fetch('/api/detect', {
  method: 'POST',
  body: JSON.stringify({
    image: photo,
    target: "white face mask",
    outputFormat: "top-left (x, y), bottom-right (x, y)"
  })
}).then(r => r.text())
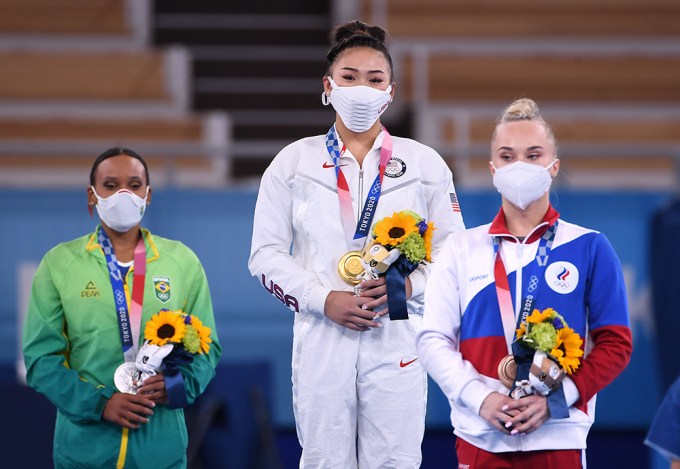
top-left (322, 77), bottom-right (392, 133)
top-left (492, 160), bottom-right (557, 210)
top-left (92, 187), bottom-right (149, 232)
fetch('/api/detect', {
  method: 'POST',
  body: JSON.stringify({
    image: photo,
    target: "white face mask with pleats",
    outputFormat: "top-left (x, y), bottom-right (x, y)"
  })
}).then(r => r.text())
top-left (322, 77), bottom-right (392, 133)
top-left (492, 160), bottom-right (557, 210)
top-left (92, 187), bottom-right (149, 232)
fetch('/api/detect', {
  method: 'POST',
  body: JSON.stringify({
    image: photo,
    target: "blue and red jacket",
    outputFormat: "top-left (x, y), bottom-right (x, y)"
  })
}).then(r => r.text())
top-left (417, 206), bottom-right (632, 452)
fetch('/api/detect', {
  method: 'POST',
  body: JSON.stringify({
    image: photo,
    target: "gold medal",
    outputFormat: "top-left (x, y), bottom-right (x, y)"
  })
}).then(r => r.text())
top-left (497, 354), bottom-right (516, 390)
top-left (338, 251), bottom-right (365, 285)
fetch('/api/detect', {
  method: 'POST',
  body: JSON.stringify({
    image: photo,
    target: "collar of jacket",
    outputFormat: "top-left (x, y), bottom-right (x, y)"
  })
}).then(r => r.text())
top-left (488, 204), bottom-right (560, 244)
top-left (85, 225), bottom-right (160, 264)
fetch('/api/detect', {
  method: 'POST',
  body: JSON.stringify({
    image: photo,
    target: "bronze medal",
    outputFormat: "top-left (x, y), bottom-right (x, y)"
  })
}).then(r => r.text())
top-left (497, 354), bottom-right (517, 390)
top-left (338, 251), bottom-right (365, 285)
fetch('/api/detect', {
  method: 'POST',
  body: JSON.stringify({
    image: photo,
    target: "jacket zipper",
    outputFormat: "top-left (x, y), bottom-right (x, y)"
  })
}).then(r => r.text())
top-left (358, 169), bottom-right (364, 222)
top-left (514, 240), bottom-right (524, 328)
top-left (514, 239), bottom-right (525, 453)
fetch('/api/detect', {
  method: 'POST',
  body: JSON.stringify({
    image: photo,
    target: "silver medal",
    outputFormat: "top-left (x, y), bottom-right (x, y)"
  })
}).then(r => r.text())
top-left (114, 362), bottom-right (142, 394)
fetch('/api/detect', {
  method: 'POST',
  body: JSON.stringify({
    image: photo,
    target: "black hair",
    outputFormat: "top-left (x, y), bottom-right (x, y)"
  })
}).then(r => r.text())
top-left (326, 20), bottom-right (394, 81)
top-left (89, 147), bottom-right (150, 186)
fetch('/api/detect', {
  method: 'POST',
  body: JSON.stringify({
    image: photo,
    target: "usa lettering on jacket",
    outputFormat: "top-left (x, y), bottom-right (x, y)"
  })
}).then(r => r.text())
top-left (261, 274), bottom-right (299, 312)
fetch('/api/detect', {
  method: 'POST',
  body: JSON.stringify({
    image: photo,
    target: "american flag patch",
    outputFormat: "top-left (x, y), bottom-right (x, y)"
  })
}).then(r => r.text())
top-left (450, 193), bottom-right (461, 212)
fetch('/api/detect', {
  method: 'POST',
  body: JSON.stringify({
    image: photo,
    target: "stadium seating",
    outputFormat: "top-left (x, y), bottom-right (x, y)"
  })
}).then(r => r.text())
top-left (0, 0), bottom-right (127, 35)
top-left (362, 0), bottom-right (680, 38)
top-left (359, 0), bottom-right (680, 189)
top-left (0, 0), bottom-right (231, 187)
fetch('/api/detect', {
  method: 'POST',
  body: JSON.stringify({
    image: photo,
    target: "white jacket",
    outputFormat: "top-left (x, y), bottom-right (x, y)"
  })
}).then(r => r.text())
top-left (249, 130), bottom-right (465, 317)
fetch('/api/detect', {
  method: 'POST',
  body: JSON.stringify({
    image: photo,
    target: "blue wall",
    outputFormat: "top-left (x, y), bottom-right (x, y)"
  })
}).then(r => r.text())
top-left (1, 188), bottom-right (668, 430)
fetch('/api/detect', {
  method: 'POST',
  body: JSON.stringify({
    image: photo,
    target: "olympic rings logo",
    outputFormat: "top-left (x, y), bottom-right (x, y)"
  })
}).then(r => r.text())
top-left (115, 290), bottom-right (125, 305)
top-left (554, 280), bottom-right (570, 289)
top-left (527, 275), bottom-right (539, 292)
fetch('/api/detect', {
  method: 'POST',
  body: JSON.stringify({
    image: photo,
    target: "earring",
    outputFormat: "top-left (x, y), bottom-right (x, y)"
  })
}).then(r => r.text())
top-left (321, 91), bottom-right (330, 106)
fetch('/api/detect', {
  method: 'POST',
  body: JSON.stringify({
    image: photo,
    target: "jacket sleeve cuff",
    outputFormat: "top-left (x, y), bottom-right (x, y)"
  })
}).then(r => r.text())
top-left (307, 285), bottom-right (332, 317)
top-left (95, 386), bottom-right (116, 420)
top-left (460, 379), bottom-right (493, 415)
top-left (562, 377), bottom-right (580, 407)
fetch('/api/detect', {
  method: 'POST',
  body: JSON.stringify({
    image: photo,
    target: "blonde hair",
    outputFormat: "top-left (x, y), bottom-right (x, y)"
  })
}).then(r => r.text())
top-left (492, 98), bottom-right (557, 151)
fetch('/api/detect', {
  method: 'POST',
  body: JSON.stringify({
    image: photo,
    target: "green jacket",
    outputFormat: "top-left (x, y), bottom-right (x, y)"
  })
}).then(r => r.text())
top-left (23, 227), bottom-right (221, 468)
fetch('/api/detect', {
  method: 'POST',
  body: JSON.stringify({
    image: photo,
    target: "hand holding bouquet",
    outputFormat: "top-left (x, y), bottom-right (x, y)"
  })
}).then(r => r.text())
top-left (360, 211), bottom-right (435, 320)
top-left (115, 309), bottom-right (213, 408)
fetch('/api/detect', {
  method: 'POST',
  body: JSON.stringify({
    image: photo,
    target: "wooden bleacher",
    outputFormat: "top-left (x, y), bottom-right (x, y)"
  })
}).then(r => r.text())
top-left (0, 116), bottom-right (228, 187)
top-left (359, 0), bottom-right (680, 188)
top-left (0, 0), bottom-right (126, 35)
top-left (0, 51), bottom-right (168, 102)
top-left (0, 1), bottom-right (231, 187)
top-left (363, 0), bottom-right (680, 38)
top-left (394, 55), bottom-right (680, 104)
top-left (428, 55), bottom-right (680, 103)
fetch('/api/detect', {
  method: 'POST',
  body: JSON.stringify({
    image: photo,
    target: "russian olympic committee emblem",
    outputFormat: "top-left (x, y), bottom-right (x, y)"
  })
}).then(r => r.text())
top-left (545, 261), bottom-right (579, 294)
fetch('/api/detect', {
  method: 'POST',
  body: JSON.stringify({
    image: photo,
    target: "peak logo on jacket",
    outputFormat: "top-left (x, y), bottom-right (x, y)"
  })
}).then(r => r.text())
top-left (81, 281), bottom-right (101, 298)
top-left (261, 274), bottom-right (299, 312)
top-left (545, 261), bottom-right (579, 294)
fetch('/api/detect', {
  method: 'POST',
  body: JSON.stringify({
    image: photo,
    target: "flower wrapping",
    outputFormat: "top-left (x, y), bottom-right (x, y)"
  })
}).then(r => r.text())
top-left (362, 211), bottom-right (435, 320)
top-left (515, 307), bottom-right (584, 376)
top-left (138, 309), bottom-right (213, 408)
top-left (510, 308), bottom-right (584, 419)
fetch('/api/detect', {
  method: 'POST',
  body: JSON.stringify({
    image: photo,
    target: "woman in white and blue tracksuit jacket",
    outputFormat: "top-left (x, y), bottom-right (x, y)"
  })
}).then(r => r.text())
top-left (249, 20), bottom-right (465, 469)
top-left (417, 98), bottom-right (632, 468)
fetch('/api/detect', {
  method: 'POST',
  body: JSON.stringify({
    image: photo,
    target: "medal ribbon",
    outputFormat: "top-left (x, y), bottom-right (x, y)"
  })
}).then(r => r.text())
top-left (493, 222), bottom-right (569, 418)
top-left (98, 227), bottom-right (147, 363)
top-left (325, 125), bottom-right (393, 251)
top-left (493, 221), bottom-right (557, 352)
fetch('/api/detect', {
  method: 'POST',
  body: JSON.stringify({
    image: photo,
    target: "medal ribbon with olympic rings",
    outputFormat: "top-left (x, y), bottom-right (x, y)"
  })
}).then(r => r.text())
top-left (493, 221), bottom-right (558, 354)
top-left (325, 124), bottom-right (393, 251)
top-left (98, 227), bottom-right (147, 362)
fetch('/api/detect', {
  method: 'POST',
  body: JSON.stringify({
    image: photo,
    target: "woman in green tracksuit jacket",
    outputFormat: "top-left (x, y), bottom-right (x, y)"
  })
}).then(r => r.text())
top-left (22, 148), bottom-right (221, 468)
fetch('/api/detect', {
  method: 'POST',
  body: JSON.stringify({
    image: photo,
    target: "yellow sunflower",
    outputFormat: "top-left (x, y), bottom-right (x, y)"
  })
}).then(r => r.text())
top-left (189, 314), bottom-right (213, 354)
top-left (527, 308), bottom-right (555, 324)
top-left (423, 221), bottom-right (436, 262)
top-left (373, 212), bottom-right (419, 247)
top-left (550, 327), bottom-right (584, 375)
top-left (516, 323), bottom-right (527, 339)
top-left (144, 310), bottom-right (186, 346)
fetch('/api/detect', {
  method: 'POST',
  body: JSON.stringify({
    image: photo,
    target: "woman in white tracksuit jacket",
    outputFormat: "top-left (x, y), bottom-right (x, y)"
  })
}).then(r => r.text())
top-left (248, 20), bottom-right (465, 469)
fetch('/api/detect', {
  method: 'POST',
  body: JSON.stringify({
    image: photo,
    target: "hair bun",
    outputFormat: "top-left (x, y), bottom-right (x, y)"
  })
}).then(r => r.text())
top-left (500, 98), bottom-right (542, 123)
top-left (331, 20), bottom-right (387, 48)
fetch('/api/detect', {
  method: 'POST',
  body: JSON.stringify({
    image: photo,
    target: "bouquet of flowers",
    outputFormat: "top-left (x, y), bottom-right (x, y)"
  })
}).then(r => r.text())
top-left (360, 211), bottom-right (435, 320)
top-left (511, 308), bottom-right (583, 399)
top-left (115, 309), bottom-right (213, 403)
top-left (143, 308), bottom-right (213, 355)
top-left (371, 210), bottom-right (435, 266)
top-left (136, 309), bottom-right (212, 381)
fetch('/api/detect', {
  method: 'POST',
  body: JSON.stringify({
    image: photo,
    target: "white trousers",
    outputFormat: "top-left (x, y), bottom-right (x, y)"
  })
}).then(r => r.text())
top-left (292, 312), bottom-right (426, 469)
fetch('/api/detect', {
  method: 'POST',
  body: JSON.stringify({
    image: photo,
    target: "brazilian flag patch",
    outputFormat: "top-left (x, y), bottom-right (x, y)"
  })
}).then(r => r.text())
top-left (153, 276), bottom-right (171, 303)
